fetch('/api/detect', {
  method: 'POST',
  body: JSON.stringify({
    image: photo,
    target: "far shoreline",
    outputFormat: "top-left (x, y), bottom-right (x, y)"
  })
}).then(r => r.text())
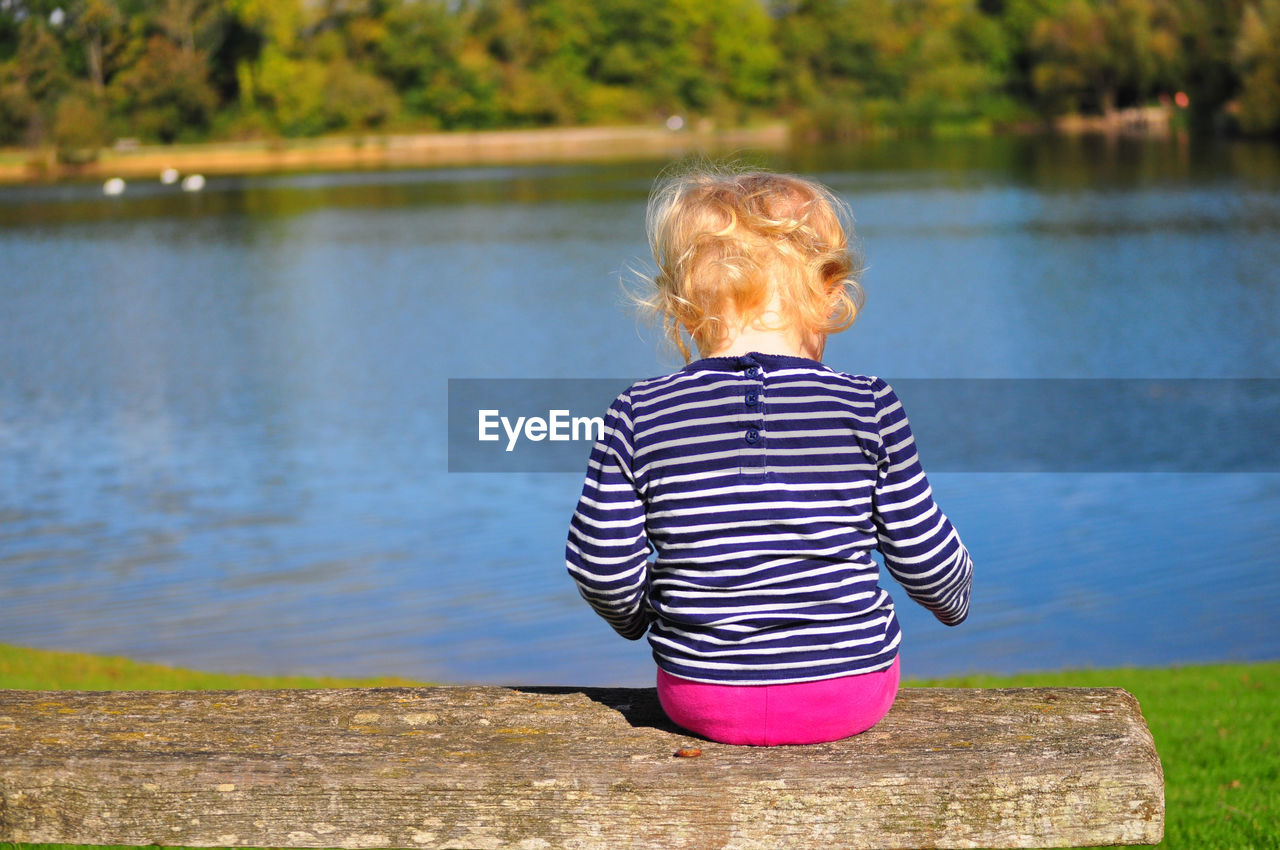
top-left (0, 123), bottom-right (791, 185)
top-left (0, 105), bottom-right (1193, 186)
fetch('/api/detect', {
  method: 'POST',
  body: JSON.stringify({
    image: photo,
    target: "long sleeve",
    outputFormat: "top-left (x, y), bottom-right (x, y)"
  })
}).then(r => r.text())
top-left (565, 391), bottom-right (654, 640)
top-left (870, 378), bottom-right (973, 626)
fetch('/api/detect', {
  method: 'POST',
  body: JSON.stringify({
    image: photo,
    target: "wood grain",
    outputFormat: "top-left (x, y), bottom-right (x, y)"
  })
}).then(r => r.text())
top-left (0, 686), bottom-right (1163, 849)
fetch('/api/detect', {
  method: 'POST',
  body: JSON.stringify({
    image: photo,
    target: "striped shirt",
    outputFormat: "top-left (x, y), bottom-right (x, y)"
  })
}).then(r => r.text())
top-left (565, 350), bottom-right (973, 685)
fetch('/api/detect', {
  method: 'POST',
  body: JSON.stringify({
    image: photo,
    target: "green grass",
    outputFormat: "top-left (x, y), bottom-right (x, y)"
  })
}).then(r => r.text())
top-left (2, 644), bottom-right (1276, 849)
top-left (0, 643), bottom-right (422, 690)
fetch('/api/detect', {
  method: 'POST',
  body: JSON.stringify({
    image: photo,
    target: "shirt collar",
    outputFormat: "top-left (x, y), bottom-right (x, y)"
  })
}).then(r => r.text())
top-left (680, 351), bottom-right (833, 373)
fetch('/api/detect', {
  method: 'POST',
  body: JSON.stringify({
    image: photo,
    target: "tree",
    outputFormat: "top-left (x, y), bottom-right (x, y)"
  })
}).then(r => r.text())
top-left (0, 16), bottom-right (71, 144)
top-left (154, 0), bottom-right (226, 57)
top-left (373, 0), bottom-right (500, 128)
top-left (251, 43), bottom-right (398, 135)
top-left (998, 0), bottom-right (1071, 105)
top-left (0, 70), bottom-right (37, 145)
top-left (109, 34), bottom-right (218, 141)
top-left (52, 87), bottom-right (111, 160)
top-left (219, 0), bottom-right (302, 117)
top-left (897, 0), bottom-right (1012, 129)
top-left (774, 0), bottom-right (907, 110)
top-left (1234, 0), bottom-right (1280, 134)
top-left (1030, 0), bottom-right (1182, 115)
top-left (703, 0), bottom-right (780, 109)
top-left (67, 0), bottom-right (121, 94)
top-left (1171, 0), bottom-right (1244, 132)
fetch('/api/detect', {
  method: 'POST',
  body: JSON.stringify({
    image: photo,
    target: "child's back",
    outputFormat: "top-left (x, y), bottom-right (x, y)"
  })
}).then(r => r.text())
top-left (565, 166), bottom-right (973, 745)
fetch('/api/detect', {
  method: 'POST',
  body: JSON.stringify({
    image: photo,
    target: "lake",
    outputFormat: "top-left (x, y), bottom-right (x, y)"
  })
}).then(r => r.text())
top-left (1, 134), bottom-right (1278, 686)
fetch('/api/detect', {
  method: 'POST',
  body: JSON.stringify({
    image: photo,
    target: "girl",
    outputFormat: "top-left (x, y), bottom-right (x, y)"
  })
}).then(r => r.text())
top-left (565, 165), bottom-right (973, 746)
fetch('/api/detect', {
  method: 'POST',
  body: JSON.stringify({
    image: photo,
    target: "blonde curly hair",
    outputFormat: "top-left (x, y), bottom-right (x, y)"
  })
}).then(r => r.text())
top-left (631, 163), bottom-right (865, 364)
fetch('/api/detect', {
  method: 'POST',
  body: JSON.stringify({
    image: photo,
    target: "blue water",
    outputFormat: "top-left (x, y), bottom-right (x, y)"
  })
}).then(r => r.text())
top-left (2, 136), bottom-right (1278, 685)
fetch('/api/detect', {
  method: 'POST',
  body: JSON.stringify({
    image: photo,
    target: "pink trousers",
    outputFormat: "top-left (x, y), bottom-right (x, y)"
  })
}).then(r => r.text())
top-left (656, 656), bottom-right (900, 747)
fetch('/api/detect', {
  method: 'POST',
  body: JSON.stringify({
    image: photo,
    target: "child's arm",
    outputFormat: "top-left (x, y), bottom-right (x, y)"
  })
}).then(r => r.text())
top-left (565, 391), bottom-right (654, 640)
top-left (870, 378), bottom-right (974, 626)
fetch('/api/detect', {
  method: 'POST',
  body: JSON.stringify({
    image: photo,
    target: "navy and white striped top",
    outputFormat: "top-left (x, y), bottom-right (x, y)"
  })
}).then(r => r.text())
top-left (565, 350), bottom-right (973, 685)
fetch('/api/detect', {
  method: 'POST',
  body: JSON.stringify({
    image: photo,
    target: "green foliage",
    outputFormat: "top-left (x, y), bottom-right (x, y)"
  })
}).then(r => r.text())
top-left (107, 34), bottom-right (218, 142)
top-left (0, 0), bottom-right (1275, 146)
top-left (1234, 0), bottom-right (1280, 135)
top-left (51, 88), bottom-right (110, 160)
top-left (0, 643), bottom-right (422, 690)
top-left (0, 75), bottom-right (37, 145)
top-left (2, 17), bottom-right (70, 144)
top-left (899, 0), bottom-right (1009, 129)
top-left (1030, 0), bottom-right (1183, 114)
top-left (252, 47), bottom-right (397, 136)
top-left (375, 0), bottom-right (500, 129)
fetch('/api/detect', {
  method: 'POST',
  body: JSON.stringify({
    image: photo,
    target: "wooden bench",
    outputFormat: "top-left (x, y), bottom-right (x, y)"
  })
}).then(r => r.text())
top-left (0, 685), bottom-right (1163, 849)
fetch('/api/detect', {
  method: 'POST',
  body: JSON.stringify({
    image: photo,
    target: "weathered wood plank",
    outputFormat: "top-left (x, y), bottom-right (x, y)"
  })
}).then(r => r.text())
top-left (0, 686), bottom-right (1163, 849)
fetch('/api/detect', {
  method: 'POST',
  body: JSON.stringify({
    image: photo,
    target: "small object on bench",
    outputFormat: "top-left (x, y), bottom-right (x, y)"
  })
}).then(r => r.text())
top-left (0, 685), bottom-right (1163, 849)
